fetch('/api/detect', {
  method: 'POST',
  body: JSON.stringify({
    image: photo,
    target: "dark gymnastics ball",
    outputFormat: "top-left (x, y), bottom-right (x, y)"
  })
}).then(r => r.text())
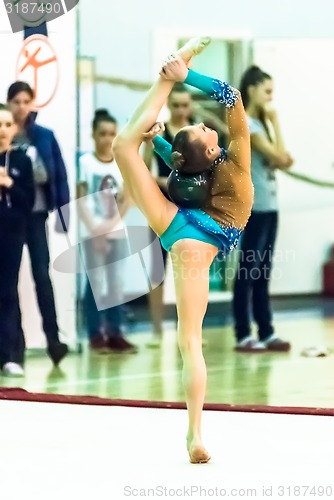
top-left (167, 169), bottom-right (212, 208)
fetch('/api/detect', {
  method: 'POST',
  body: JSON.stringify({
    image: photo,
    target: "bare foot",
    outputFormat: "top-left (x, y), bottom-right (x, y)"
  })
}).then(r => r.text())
top-left (187, 434), bottom-right (211, 464)
top-left (189, 445), bottom-right (211, 464)
top-left (176, 37), bottom-right (211, 64)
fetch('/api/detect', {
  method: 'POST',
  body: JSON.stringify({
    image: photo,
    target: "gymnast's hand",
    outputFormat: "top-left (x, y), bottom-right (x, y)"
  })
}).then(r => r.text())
top-left (142, 122), bottom-right (165, 143)
top-left (159, 55), bottom-right (189, 82)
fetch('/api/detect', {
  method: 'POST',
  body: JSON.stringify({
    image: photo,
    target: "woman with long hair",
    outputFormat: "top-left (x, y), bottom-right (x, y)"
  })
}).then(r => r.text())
top-left (232, 66), bottom-right (293, 352)
top-left (113, 38), bottom-right (253, 463)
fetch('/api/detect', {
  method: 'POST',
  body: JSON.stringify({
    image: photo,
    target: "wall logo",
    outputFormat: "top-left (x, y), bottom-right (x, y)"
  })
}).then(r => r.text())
top-left (16, 34), bottom-right (59, 109)
top-left (4, 0), bottom-right (79, 33)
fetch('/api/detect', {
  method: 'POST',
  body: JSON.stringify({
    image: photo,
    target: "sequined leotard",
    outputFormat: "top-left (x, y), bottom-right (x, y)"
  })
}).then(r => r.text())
top-left (154, 69), bottom-right (254, 253)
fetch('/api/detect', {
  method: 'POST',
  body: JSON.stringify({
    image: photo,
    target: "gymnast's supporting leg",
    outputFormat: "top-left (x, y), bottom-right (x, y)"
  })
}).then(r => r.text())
top-left (113, 37), bottom-right (215, 463)
top-left (171, 239), bottom-right (218, 463)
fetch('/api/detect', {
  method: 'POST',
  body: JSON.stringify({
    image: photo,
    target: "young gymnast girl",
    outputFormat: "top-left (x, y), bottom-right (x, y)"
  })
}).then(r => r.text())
top-left (113, 38), bottom-right (253, 464)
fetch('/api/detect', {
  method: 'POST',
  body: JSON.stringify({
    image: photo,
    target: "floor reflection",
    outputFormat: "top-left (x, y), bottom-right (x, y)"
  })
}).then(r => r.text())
top-left (1, 316), bottom-right (333, 408)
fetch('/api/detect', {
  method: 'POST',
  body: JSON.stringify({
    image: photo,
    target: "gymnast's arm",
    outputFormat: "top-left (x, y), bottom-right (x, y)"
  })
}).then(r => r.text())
top-left (114, 78), bottom-right (177, 152)
top-left (225, 95), bottom-right (251, 171)
top-left (152, 135), bottom-right (173, 169)
top-left (142, 121), bottom-right (173, 169)
top-left (183, 69), bottom-right (250, 171)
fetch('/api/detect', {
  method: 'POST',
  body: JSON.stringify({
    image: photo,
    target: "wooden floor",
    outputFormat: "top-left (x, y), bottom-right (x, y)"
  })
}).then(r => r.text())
top-left (1, 313), bottom-right (333, 408)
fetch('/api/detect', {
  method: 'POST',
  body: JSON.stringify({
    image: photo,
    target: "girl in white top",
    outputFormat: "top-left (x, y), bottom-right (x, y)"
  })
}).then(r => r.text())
top-left (78, 109), bottom-right (137, 353)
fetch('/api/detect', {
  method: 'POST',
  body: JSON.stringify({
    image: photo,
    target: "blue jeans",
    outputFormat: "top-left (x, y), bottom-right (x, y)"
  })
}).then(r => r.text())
top-left (83, 238), bottom-right (127, 338)
top-left (232, 211), bottom-right (278, 342)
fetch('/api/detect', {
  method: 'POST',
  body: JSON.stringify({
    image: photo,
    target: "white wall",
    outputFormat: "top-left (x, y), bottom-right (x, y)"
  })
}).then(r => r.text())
top-left (0, 9), bottom-right (77, 347)
top-left (78, 0), bottom-right (334, 123)
top-left (78, 0), bottom-right (334, 296)
top-left (254, 39), bottom-right (334, 294)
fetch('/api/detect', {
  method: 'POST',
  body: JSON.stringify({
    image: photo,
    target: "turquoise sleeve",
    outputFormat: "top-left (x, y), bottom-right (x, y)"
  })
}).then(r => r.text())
top-left (184, 69), bottom-right (238, 108)
top-left (153, 135), bottom-right (173, 169)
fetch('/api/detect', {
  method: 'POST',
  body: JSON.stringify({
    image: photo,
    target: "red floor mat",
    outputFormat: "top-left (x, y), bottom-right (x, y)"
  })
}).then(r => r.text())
top-left (0, 387), bottom-right (333, 416)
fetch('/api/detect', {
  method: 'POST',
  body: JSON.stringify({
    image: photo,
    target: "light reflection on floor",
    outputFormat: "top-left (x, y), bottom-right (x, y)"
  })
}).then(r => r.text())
top-left (1, 316), bottom-right (333, 408)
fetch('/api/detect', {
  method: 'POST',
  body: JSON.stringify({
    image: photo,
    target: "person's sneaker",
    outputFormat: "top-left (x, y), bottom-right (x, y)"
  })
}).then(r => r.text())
top-left (301, 345), bottom-right (329, 357)
top-left (2, 362), bottom-right (24, 377)
top-left (235, 337), bottom-right (267, 353)
top-left (89, 334), bottom-right (110, 353)
top-left (108, 336), bottom-right (138, 353)
top-left (47, 342), bottom-right (68, 366)
top-left (263, 335), bottom-right (291, 352)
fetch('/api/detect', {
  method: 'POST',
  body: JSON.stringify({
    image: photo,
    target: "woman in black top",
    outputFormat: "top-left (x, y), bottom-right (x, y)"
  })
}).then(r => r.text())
top-left (0, 104), bottom-right (34, 377)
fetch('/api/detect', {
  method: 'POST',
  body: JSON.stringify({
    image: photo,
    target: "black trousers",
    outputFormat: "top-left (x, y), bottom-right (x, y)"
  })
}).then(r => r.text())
top-left (0, 217), bottom-right (26, 367)
top-left (232, 211), bottom-right (278, 342)
top-left (17, 212), bottom-right (60, 348)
